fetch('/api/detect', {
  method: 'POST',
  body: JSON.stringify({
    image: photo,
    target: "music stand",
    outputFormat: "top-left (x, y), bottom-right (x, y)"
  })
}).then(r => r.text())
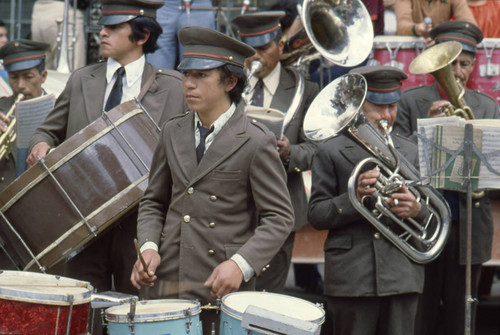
top-left (416, 118), bottom-right (500, 335)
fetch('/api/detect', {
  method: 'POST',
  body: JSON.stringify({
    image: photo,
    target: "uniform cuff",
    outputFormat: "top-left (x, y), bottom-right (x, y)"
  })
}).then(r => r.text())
top-left (230, 253), bottom-right (255, 282)
top-left (140, 241), bottom-right (158, 253)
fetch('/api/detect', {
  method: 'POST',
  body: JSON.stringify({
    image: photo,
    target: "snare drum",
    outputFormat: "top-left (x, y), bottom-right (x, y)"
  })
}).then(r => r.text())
top-left (369, 35), bottom-right (431, 90)
top-left (220, 291), bottom-right (325, 335)
top-left (105, 299), bottom-right (203, 335)
top-left (0, 270), bottom-right (92, 334)
top-left (468, 38), bottom-right (500, 104)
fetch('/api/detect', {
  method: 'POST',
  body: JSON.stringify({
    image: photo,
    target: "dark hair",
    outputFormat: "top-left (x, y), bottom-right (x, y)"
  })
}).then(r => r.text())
top-left (35, 59), bottom-right (46, 74)
top-left (0, 20), bottom-right (6, 28)
top-left (269, 0), bottom-right (298, 31)
top-left (218, 64), bottom-right (246, 104)
top-left (273, 30), bottom-right (283, 45)
top-left (128, 16), bottom-right (163, 54)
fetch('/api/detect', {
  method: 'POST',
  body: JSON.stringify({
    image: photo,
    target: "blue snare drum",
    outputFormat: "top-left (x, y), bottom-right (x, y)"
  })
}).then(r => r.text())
top-left (220, 291), bottom-right (325, 335)
top-left (105, 299), bottom-right (202, 335)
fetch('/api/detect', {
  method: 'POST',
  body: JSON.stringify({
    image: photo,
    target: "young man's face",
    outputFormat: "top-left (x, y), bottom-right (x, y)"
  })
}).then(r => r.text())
top-left (245, 39), bottom-right (284, 79)
top-left (8, 67), bottom-right (47, 100)
top-left (100, 22), bottom-right (139, 62)
top-left (363, 100), bottom-right (398, 134)
top-left (0, 27), bottom-right (7, 48)
top-left (182, 68), bottom-right (235, 115)
top-left (450, 51), bottom-right (475, 88)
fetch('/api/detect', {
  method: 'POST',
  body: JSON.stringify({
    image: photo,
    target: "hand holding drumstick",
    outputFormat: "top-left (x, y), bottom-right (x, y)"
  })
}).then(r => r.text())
top-left (130, 238), bottom-right (161, 290)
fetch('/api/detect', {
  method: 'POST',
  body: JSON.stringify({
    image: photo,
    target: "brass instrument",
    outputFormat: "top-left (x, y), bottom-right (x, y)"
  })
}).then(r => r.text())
top-left (282, 0), bottom-right (374, 68)
top-left (243, 60), bottom-right (263, 103)
top-left (56, 0), bottom-right (78, 73)
top-left (409, 41), bottom-right (474, 120)
top-left (0, 93), bottom-right (24, 161)
top-left (303, 74), bottom-right (451, 264)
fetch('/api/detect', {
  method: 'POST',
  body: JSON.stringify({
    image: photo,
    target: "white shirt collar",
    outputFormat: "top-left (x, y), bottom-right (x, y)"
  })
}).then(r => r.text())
top-left (249, 62), bottom-right (281, 96)
top-left (106, 55), bottom-right (145, 87)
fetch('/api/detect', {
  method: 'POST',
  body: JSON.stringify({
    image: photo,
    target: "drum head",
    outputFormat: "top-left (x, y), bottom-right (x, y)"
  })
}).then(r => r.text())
top-left (221, 291), bottom-right (325, 324)
top-left (0, 270), bottom-right (92, 306)
top-left (105, 299), bottom-right (201, 323)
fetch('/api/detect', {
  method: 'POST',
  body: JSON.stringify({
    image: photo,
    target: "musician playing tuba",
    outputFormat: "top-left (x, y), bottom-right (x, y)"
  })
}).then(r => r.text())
top-left (393, 21), bottom-right (499, 335)
top-left (231, 11), bottom-right (320, 293)
top-left (0, 40), bottom-right (49, 192)
top-left (308, 66), bottom-right (431, 335)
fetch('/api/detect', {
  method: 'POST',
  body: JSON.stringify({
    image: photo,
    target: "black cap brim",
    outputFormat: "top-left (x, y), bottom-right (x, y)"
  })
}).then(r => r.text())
top-left (98, 14), bottom-right (137, 25)
top-left (366, 90), bottom-right (401, 105)
top-left (177, 58), bottom-right (226, 71)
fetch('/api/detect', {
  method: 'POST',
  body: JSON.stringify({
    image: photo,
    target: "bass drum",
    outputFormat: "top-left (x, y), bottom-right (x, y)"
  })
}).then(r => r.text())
top-left (467, 38), bottom-right (500, 104)
top-left (368, 35), bottom-right (432, 90)
top-left (0, 100), bottom-right (160, 272)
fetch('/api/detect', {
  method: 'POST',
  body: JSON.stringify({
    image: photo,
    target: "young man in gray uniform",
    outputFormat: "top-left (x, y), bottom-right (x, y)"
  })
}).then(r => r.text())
top-left (231, 11), bottom-right (320, 293)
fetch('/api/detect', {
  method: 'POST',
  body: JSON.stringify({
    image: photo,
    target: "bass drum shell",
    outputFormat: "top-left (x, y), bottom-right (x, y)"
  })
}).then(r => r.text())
top-left (0, 100), bottom-right (160, 272)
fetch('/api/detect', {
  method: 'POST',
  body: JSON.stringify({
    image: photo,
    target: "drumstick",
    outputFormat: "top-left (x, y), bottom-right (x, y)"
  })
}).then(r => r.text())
top-left (133, 238), bottom-right (149, 273)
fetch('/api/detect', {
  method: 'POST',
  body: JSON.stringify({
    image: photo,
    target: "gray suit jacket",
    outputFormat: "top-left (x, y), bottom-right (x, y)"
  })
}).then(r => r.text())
top-left (30, 62), bottom-right (187, 148)
top-left (308, 134), bottom-right (424, 297)
top-left (270, 67), bottom-right (319, 231)
top-left (137, 104), bottom-right (294, 304)
top-left (394, 83), bottom-right (499, 264)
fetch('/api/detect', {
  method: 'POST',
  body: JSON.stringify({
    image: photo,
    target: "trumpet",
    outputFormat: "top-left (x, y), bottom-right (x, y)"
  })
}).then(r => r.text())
top-left (0, 93), bottom-right (24, 161)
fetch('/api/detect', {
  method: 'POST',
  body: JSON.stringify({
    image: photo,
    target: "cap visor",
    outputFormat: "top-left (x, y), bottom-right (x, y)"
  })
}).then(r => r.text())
top-left (366, 90), bottom-right (400, 105)
top-left (241, 30), bottom-right (279, 48)
top-left (177, 58), bottom-right (226, 71)
top-left (98, 15), bottom-right (137, 25)
top-left (5, 58), bottom-right (43, 72)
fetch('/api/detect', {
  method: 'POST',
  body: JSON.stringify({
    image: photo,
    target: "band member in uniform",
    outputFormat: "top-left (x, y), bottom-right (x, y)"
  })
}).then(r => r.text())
top-left (130, 26), bottom-right (294, 334)
top-left (0, 40), bottom-right (49, 270)
top-left (393, 21), bottom-right (500, 335)
top-left (27, 0), bottom-right (186, 301)
top-left (308, 66), bottom-right (429, 335)
top-left (0, 40), bottom-right (49, 192)
top-left (231, 11), bottom-right (320, 293)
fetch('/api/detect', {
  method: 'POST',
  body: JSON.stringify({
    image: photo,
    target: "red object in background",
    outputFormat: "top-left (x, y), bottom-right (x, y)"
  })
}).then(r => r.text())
top-left (467, 38), bottom-right (500, 105)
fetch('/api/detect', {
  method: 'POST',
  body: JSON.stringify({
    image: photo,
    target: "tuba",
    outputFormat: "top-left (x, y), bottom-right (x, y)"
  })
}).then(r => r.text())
top-left (0, 93), bottom-right (24, 161)
top-left (304, 74), bottom-right (451, 264)
top-left (409, 41), bottom-right (474, 120)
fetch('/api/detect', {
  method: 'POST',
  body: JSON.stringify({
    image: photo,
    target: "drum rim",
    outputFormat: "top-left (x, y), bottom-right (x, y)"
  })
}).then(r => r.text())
top-left (0, 271), bottom-right (92, 305)
top-left (105, 299), bottom-right (201, 323)
top-left (220, 291), bottom-right (325, 324)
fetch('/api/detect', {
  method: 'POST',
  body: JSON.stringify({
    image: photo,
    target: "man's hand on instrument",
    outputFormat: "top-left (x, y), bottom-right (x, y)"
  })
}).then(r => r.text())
top-left (204, 260), bottom-right (243, 299)
top-left (277, 135), bottom-right (291, 163)
top-left (356, 167), bottom-right (379, 201)
top-left (130, 249), bottom-right (160, 290)
top-left (428, 100), bottom-right (450, 118)
top-left (387, 185), bottom-right (421, 219)
top-left (27, 142), bottom-right (51, 168)
top-left (0, 112), bottom-right (10, 132)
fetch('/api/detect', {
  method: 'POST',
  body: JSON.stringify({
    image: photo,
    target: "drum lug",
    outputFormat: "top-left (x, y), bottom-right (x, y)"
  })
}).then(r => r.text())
top-left (185, 307), bottom-right (192, 334)
top-left (66, 295), bottom-right (74, 335)
top-left (127, 298), bottom-right (137, 335)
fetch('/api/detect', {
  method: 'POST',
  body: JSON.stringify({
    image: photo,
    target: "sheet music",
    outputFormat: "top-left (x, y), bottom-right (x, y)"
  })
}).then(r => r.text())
top-left (417, 116), bottom-right (500, 190)
top-left (15, 94), bottom-right (56, 175)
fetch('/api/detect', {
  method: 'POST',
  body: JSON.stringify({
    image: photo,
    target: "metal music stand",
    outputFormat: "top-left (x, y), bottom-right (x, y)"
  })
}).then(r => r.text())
top-left (416, 120), bottom-right (500, 335)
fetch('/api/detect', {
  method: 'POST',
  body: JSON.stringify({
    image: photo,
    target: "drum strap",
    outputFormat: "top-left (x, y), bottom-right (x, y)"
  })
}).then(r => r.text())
top-left (137, 70), bottom-right (159, 102)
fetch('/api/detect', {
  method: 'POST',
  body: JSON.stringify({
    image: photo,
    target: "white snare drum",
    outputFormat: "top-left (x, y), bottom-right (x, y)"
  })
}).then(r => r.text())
top-left (0, 271), bottom-right (92, 334)
top-left (369, 35), bottom-right (431, 90)
top-left (220, 291), bottom-right (325, 335)
top-left (468, 38), bottom-right (500, 104)
top-left (105, 299), bottom-right (203, 335)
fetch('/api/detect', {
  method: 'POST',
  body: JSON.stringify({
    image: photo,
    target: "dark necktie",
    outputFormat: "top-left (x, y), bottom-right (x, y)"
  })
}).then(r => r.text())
top-left (196, 125), bottom-right (214, 163)
top-left (251, 79), bottom-right (264, 107)
top-left (105, 67), bottom-right (125, 111)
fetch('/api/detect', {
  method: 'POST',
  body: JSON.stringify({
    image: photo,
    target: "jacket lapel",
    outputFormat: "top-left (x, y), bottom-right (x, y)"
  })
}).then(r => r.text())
top-left (82, 63), bottom-right (106, 122)
top-left (270, 68), bottom-right (295, 114)
top-left (189, 106), bottom-right (249, 185)
top-left (170, 112), bottom-right (198, 182)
